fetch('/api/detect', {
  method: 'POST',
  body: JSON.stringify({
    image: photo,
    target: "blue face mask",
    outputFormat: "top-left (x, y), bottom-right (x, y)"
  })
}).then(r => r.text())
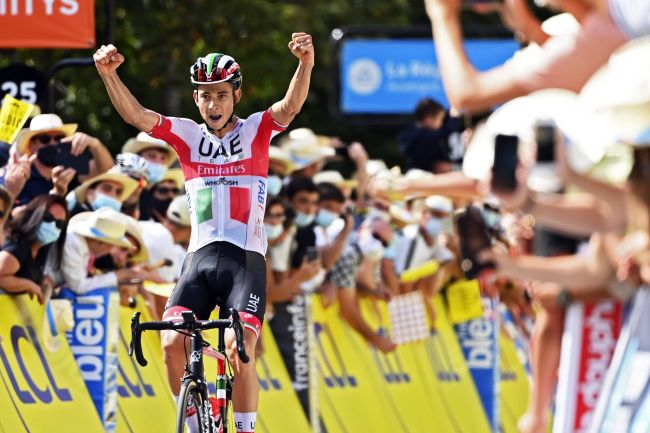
top-left (267, 175), bottom-right (283, 197)
top-left (315, 209), bottom-right (339, 228)
top-left (264, 223), bottom-right (283, 241)
top-left (91, 192), bottom-right (122, 212)
top-left (36, 221), bottom-right (61, 246)
top-left (147, 162), bottom-right (167, 184)
top-left (295, 211), bottom-right (315, 228)
top-left (425, 217), bottom-right (444, 237)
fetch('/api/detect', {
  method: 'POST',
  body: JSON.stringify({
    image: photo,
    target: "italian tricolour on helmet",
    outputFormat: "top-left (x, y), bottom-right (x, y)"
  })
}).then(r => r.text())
top-left (190, 53), bottom-right (242, 89)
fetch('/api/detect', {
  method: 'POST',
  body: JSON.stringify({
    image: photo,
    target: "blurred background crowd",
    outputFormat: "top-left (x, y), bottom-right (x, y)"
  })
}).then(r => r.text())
top-left (1, 0), bottom-right (650, 432)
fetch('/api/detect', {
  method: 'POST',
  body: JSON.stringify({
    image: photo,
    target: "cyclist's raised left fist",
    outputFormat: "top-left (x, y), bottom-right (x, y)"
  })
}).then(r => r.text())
top-left (94, 44), bottom-right (125, 75)
top-left (288, 32), bottom-right (314, 66)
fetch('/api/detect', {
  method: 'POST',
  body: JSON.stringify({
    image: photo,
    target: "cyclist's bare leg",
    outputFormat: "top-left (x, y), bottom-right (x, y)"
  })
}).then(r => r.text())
top-left (226, 328), bottom-right (259, 431)
top-left (162, 329), bottom-right (186, 395)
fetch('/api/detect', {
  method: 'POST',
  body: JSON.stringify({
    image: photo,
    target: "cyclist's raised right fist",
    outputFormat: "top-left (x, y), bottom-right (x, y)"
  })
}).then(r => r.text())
top-left (94, 44), bottom-right (125, 75)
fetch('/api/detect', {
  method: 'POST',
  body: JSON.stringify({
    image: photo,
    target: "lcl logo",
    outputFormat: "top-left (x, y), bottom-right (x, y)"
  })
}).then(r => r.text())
top-left (0, 325), bottom-right (72, 404)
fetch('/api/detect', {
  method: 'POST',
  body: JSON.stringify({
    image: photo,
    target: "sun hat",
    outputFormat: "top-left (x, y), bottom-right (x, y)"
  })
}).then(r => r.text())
top-left (74, 167), bottom-right (140, 204)
top-left (424, 195), bottom-right (453, 214)
top-left (154, 167), bottom-right (185, 190)
top-left (122, 132), bottom-right (177, 166)
top-left (123, 215), bottom-right (149, 263)
top-left (313, 170), bottom-right (358, 188)
top-left (462, 89), bottom-right (616, 191)
top-left (68, 208), bottom-right (134, 249)
top-left (280, 128), bottom-right (335, 171)
top-left (269, 145), bottom-right (296, 176)
top-left (14, 114), bottom-right (77, 156)
top-left (166, 195), bottom-right (191, 227)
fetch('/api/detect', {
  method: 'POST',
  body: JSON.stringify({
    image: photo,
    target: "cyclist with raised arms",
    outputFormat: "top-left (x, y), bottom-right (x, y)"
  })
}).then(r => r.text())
top-left (94, 33), bottom-right (314, 433)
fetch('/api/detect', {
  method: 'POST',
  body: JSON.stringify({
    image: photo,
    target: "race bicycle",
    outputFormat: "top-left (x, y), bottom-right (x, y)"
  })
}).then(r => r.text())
top-left (129, 308), bottom-right (249, 433)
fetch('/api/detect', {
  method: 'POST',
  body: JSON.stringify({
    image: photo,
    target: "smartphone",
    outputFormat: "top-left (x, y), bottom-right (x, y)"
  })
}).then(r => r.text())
top-left (334, 143), bottom-right (350, 159)
top-left (535, 120), bottom-right (556, 163)
top-left (305, 246), bottom-right (319, 262)
top-left (491, 134), bottom-right (519, 192)
top-left (37, 141), bottom-right (92, 175)
top-left (455, 205), bottom-right (494, 279)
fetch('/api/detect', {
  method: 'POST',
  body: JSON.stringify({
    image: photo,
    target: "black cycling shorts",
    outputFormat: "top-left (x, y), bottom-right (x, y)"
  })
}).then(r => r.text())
top-left (165, 241), bottom-right (266, 337)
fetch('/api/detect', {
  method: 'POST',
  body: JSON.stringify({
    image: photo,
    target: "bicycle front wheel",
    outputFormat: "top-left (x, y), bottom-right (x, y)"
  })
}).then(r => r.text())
top-left (176, 378), bottom-right (214, 433)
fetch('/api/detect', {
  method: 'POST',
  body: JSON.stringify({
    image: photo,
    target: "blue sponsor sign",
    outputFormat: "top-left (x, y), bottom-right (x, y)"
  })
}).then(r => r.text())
top-left (340, 38), bottom-right (518, 114)
top-left (61, 287), bottom-right (119, 433)
top-left (455, 315), bottom-right (499, 432)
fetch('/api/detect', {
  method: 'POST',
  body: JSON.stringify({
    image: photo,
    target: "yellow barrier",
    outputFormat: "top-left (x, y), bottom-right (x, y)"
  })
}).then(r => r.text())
top-left (0, 294), bottom-right (105, 432)
top-left (116, 300), bottom-right (176, 433)
top-left (499, 332), bottom-right (530, 433)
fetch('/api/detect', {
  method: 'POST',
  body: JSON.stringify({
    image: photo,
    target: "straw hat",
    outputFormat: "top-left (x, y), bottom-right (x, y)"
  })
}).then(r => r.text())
top-left (74, 167), bottom-right (139, 204)
top-left (157, 168), bottom-right (185, 190)
top-left (580, 37), bottom-right (650, 141)
top-left (166, 195), bottom-right (191, 227)
top-left (462, 89), bottom-right (616, 190)
top-left (424, 195), bottom-right (453, 214)
top-left (68, 208), bottom-right (134, 249)
top-left (313, 170), bottom-right (358, 188)
top-left (269, 145), bottom-right (296, 176)
top-left (14, 114), bottom-right (77, 156)
top-left (122, 132), bottom-right (177, 166)
top-left (280, 128), bottom-right (335, 171)
top-left (123, 215), bottom-right (149, 263)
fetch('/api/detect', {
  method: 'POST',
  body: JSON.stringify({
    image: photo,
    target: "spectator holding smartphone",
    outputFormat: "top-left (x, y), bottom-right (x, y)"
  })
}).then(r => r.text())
top-left (0, 194), bottom-right (68, 304)
top-left (6, 114), bottom-right (114, 204)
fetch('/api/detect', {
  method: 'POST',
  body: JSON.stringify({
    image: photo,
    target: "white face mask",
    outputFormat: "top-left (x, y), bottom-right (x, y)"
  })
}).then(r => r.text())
top-left (295, 211), bottom-right (315, 228)
top-left (315, 209), bottom-right (339, 228)
top-left (264, 223), bottom-right (283, 241)
top-left (147, 162), bottom-right (167, 184)
top-left (425, 217), bottom-right (444, 237)
top-left (267, 175), bottom-right (283, 197)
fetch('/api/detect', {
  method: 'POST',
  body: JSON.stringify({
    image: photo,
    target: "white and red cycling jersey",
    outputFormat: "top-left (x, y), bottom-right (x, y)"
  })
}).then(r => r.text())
top-left (149, 109), bottom-right (287, 256)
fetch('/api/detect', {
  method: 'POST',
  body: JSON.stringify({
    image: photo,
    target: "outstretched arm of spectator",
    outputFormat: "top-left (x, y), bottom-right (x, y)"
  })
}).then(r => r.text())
top-left (320, 214), bottom-right (354, 270)
top-left (348, 142), bottom-right (370, 209)
top-left (338, 287), bottom-right (396, 353)
top-left (94, 44), bottom-right (159, 133)
top-left (0, 252), bottom-right (44, 304)
top-left (397, 170), bottom-right (483, 200)
top-left (484, 234), bottom-right (614, 289)
top-left (270, 33), bottom-right (314, 125)
top-left (424, 0), bottom-right (527, 112)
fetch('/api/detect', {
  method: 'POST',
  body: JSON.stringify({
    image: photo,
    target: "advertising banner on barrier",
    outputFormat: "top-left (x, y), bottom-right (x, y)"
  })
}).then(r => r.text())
top-left (115, 299), bottom-right (176, 433)
top-left (554, 300), bottom-right (623, 433)
top-left (589, 289), bottom-right (650, 433)
top-left (0, 0), bottom-right (96, 48)
top-left (60, 287), bottom-right (120, 433)
top-left (0, 294), bottom-right (104, 432)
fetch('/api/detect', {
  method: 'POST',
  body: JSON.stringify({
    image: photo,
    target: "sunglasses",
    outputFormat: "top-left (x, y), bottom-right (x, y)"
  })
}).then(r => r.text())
top-left (43, 212), bottom-right (66, 230)
top-left (33, 134), bottom-right (65, 145)
top-left (0, 210), bottom-right (5, 220)
top-left (372, 233), bottom-right (389, 248)
top-left (155, 186), bottom-right (181, 195)
top-left (267, 212), bottom-right (286, 220)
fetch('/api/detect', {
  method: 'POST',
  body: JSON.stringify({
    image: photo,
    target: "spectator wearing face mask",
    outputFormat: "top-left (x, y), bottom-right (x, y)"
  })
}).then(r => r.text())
top-left (67, 167), bottom-right (139, 216)
top-left (114, 152), bottom-right (152, 219)
top-left (328, 218), bottom-right (397, 352)
top-left (314, 181), bottom-right (355, 270)
top-left (122, 132), bottom-right (176, 183)
top-left (0, 194), bottom-right (68, 304)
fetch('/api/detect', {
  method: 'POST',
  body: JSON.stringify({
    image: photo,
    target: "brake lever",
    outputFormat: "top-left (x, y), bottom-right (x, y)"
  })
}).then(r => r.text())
top-left (229, 308), bottom-right (249, 364)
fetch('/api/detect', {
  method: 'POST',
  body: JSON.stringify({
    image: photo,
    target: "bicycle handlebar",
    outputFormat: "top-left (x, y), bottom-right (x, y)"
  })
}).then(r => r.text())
top-left (129, 310), bottom-right (250, 367)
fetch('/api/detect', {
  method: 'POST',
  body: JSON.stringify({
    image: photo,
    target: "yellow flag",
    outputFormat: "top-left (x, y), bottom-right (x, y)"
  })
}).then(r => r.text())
top-left (0, 93), bottom-right (35, 143)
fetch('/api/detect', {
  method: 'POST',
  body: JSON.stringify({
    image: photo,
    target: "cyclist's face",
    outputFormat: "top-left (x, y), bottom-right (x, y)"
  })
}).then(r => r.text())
top-left (194, 82), bottom-right (242, 131)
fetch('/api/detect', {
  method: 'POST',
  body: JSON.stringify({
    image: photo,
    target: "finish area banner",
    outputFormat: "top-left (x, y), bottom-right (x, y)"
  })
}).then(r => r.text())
top-left (0, 0), bottom-right (95, 48)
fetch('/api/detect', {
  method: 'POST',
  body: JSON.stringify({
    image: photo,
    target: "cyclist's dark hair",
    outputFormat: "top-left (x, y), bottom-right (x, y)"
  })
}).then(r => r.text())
top-left (8, 194), bottom-right (68, 268)
top-left (415, 98), bottom-right (445, 122)
top-left (286, 176), bottom-right (318, 200)
top-left (317, 182), bottom-right (345, 204)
